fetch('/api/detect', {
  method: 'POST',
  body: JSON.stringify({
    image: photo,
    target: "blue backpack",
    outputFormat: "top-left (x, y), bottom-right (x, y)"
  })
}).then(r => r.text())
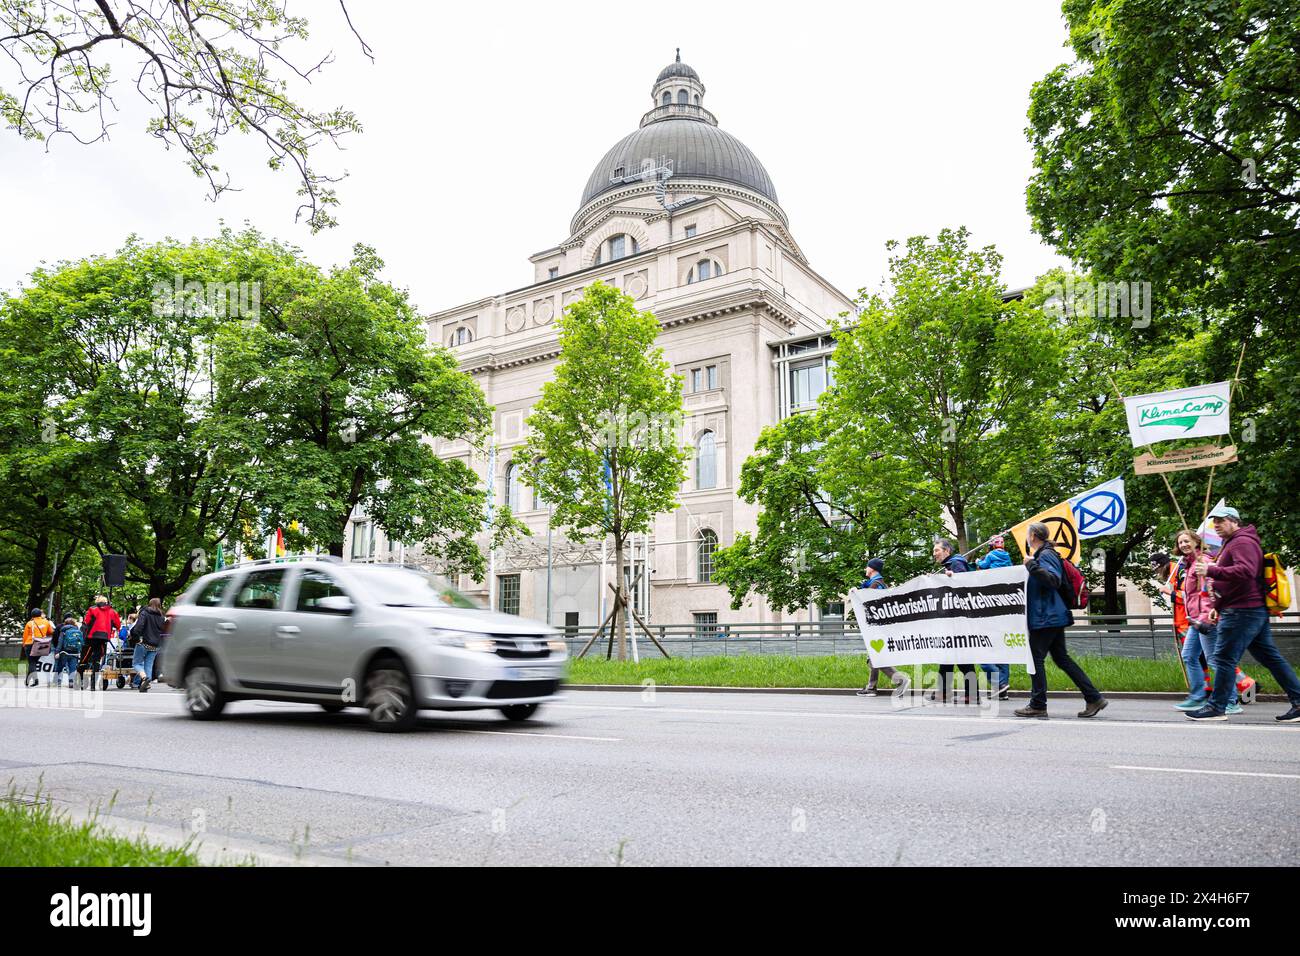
top-left (59, 626), bottom-right (84, 655)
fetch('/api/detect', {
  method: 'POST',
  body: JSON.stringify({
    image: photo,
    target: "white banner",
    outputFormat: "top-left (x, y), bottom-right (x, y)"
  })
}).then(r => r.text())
top-left (1123, 381), bottom-right (1231, 447)
top-left (849, 566), bottom-right (1035, 673)
top-left (1069, 476), bottom-right (1127, 539)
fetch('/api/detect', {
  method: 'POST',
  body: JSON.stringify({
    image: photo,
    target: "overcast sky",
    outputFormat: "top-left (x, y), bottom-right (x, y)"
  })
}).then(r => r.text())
top-left (0, 0), bottom-right (1075, 312)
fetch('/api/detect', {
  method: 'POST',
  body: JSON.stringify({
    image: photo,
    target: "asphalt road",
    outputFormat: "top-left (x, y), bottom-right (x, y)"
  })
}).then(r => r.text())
top-left (2, 681), bottom-right (1297, 866)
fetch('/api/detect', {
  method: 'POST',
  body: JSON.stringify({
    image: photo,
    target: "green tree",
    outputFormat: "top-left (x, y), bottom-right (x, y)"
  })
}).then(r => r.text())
top-left (713, 411), bottom-right (937, 614)
top-left (824, 228), bottom-right (1063, 555)
top-left (519, 283), bottom-right (687, 660)
top-left (0, 0), bottom-right (369, 230)
top-left (1026, 0), bottom-right (1300, 557)
top-left (214, 244), bottom-right (509, 574)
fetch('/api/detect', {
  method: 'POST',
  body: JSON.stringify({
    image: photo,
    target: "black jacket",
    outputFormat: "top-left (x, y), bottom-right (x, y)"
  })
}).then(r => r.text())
top-left (133, 606), bottom-right (166, 648)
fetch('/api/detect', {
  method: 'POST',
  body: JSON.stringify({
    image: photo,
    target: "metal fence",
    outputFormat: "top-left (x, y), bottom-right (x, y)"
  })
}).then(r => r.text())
top-left (561, 614), bottom-right (1300, 662)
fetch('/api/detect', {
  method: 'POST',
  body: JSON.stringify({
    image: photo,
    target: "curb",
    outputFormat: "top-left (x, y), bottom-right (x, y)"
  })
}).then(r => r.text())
top-left (562, 683), bottom-right (1288, 703)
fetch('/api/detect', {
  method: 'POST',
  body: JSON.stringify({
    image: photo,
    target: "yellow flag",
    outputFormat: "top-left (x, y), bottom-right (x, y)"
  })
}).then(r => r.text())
top-left (1009, 500), bottom-right (1080, 564)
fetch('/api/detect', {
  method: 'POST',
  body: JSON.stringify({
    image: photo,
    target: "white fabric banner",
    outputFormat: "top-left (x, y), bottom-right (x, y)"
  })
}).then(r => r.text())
top-left (1068, 476), bottom-right (1128, 539)
top-left (849, 566), bottom-right (1035, 673)
top-left (1123, 381), bottom-right (1231, 447)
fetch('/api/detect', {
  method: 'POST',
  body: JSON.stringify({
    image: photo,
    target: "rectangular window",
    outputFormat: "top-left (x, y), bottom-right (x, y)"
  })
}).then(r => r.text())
top-left (609, 235), bottom-right (625, 260)
top-left (693, 612), bottom-right (718, 640)
top-left (684, 224), bottom-right (697, 238)
top-left (548, 266), bottom-right (559, 279)
top-left (564, 611), bottom-right (580, 638)
top-left (350, 521), bottom-right (375, 561)
top-left (790, 361), bottom-right (828, 409)
top-left (705, 365), bottom-right (717, 390)
top-left (498, 574), bottom-right (520, 616)
top-left (691, 368), bottom-right (703, 392)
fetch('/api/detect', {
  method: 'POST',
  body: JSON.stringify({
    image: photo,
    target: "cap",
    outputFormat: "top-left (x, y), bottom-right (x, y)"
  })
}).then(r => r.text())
top-left (1149, 552), bottom-right (1170, 567)
top-left (867, 558), bottom-right (884, 572)
top-left (1207, 504), bottom-right (1240, 521)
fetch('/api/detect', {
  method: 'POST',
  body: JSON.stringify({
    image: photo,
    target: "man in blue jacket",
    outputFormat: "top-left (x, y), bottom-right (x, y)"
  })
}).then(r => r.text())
top-left (932, 539), bottom-right (979, 703)
top-left (855, 558), bottom-right (908, 697)
top-left (1014, 522), bottom-right (1107, 719)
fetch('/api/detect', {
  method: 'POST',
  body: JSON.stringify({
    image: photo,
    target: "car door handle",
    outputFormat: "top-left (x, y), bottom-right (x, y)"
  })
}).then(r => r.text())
top-left (216, 622), bottom-right (237, 633)
top-left (275, 626), bottom-right (301, 637)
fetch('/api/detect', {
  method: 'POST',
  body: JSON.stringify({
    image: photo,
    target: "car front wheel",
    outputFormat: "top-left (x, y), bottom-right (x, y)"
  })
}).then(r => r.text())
top-left (499, 703), bottom-right (540, 722)
top-left (184, 658), bottom-right (226, 720)
top-left (364, 661), bottom-right (417, 732)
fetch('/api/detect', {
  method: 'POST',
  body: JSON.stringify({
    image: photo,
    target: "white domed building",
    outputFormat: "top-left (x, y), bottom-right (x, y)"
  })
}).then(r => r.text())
top-left (350, 54), bottom-right (854, 631)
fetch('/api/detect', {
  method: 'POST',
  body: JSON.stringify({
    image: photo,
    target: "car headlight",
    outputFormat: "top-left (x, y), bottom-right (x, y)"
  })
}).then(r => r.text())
top-left (428, 629), bottom-right (496, 653)
top-left (547, 640), bottom-right (568, 653)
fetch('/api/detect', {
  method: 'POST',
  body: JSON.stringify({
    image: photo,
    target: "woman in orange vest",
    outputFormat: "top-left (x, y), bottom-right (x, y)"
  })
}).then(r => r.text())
top-left (21, 608), bottom-right (55, 687)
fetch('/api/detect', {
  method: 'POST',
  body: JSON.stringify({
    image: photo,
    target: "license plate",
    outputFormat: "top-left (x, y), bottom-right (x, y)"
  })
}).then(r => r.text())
top-left (507, 667), bottom-right (553, 680)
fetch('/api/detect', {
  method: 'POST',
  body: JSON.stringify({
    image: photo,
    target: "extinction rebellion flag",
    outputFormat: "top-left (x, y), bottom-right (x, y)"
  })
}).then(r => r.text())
top-left (849, 566), bottom-right (1035, 672)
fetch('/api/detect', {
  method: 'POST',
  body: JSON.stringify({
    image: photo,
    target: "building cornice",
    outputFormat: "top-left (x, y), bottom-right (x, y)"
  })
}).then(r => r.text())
top-left (570, 179), bottom-right (791, 238)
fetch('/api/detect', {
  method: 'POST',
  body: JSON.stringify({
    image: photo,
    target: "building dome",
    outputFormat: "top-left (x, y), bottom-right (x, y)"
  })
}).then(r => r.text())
top-left (577, 54), bottom-right (778, 213)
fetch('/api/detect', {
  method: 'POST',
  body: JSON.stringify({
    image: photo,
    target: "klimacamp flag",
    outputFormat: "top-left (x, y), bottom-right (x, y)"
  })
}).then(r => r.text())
top-left (1009, 500), bottom-right (1081, 564)
top-left (1123, 382), bottom-right (1231, 447)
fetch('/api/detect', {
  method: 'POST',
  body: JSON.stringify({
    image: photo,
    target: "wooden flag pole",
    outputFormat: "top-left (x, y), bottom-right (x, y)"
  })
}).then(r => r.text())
top-left (1199, 341), bottom-right (1249, 527)
top-left (1105, 372), bottom-right (1190, 533)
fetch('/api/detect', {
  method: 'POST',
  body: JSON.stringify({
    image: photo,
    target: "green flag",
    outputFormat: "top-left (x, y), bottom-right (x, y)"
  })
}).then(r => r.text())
top-left (215, 542), bottom-right (225, 571)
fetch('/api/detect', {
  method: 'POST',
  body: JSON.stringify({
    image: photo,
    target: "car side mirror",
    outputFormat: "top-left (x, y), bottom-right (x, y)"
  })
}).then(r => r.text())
top-left (316, 595), bottom-right (355, 614)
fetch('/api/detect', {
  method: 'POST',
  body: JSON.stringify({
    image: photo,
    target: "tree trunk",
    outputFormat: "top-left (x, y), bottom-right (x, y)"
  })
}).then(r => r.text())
top-left (614, 537), bottom-right (627, 661)
top-left (1104, 549), bottom-right (1122, 617)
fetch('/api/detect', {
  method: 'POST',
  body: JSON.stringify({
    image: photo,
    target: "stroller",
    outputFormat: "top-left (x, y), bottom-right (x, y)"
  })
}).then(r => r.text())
top-left (97, 635), bottom-right (136, 690)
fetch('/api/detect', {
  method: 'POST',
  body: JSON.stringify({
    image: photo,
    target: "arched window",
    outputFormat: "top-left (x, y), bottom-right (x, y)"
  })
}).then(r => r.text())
top-left (504, 462), bottom-right (521, 512)
top-left (451, 326), bottom-right (473, 346)
top-left (697, 529), bottom-right (718, 583)
top-left (696, 430), bottom-right (717, 489)
top-left (600, 234), bottom-right (639, 265)
top-left (661, 91), bottom-right (671, 106)
top-left (687, 259), bottom-right (724, 284)
top-left (694, 93), bottom-right (700, 106)
top-left (677, 89), bottom-right (688, 105)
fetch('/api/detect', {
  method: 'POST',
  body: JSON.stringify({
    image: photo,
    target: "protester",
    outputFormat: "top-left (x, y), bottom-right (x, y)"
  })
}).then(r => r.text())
top-left (976, 534), bottom-right (1012, 699)
top-left (1014, 522), bottom-right (1107, 719)
top-left (1186, 507), bottom-right (1300, 722)
top-left (1171, 532), bottom-right (1240, 714)
top-left (1157, 542), bottom-right (1192, 642)
top-left (79, 594), bottom-right (121, 692)
top-left (930, 538), bottom-right (979, 703)
top-left (855, 558), bottom-right (909, 697)
top-left (130, 598), bottom-right (166, 693)
top-left (22, 608), bottom-right (54, 687)
top-left (52, 614), bottom-right (84, 688)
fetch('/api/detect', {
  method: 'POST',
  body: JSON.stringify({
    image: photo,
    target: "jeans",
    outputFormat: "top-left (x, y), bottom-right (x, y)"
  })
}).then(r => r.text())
top-left (981, 663), bottom-right (1010, 687)
top-left (54, 652), bottom-right (78, 683)
top-left (867, 666), bottom-right (899, 688)
top-left (1029, 627), bottom-right (1101, 710)
top-left (133, 644), bottom-right (158, 681)
top-left (1181, 623), bottom-right (1236, 705)
top-left (1209, 608), bottom-right (1300, 713)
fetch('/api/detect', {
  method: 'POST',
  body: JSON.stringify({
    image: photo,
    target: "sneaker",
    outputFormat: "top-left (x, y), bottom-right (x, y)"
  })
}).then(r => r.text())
top-left (1078, 698), bottom-right (1108, 718)
top-left (998, 684), bottom-right (1011, 701)
top-left (856, 686), bottom-right (878, 697)
top-left (1185, 706), bottom-right (1228, 721)
top-left (1275, 705), bottom-right (1300, 723)
top-left (1014, 705), bottom-right (1048, 719)
top-left (1174, 694), bottom-right (1208, 711)
top-left (139, 679), bottom-right (151, 693)
top-left (1226, 702), bottom-right (1244, 716)
top-left (892, 674), bottom-right (911, 694)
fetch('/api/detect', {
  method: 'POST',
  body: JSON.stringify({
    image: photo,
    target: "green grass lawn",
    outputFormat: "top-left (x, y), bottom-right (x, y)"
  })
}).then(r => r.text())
top-left (0, 658), bottom-right (23, 674)
top-left (566, 653), bottom-right (1295, 694)
top-left (0, 790), bottom-right (204, 866)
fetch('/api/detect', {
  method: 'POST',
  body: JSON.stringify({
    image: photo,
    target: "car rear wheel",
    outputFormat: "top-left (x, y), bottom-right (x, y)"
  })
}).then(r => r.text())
top-left (320, 703), bottom-right (347, 714)
top-left (184, 657), bottom-right (226, 720)
top-left (364, 660), bottom-right (417, 732)
top-left (499, 703), bottom-right (539, 722)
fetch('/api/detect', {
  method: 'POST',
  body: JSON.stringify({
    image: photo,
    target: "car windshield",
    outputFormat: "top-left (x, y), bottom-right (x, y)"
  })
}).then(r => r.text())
top-left (344, 566), bottom-right (482, 609)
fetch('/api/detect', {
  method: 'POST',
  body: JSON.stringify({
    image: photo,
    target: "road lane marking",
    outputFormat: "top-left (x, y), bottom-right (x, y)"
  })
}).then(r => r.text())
top-left (1112, 764), bottom-right (1300, 780)
top-left (444, 729), bottom-right (620, 742)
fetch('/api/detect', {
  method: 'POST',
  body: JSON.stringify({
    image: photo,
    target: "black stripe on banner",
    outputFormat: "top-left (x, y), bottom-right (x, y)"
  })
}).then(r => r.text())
top-left (858, 582), bottom-right (1026, 626)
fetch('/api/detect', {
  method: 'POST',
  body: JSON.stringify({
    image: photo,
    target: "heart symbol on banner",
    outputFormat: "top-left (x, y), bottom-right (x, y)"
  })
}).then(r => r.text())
top-left (870, 639), bottom-right (885, 653)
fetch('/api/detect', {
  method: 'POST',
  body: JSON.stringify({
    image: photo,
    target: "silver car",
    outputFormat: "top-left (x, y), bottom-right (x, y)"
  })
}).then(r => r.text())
top-left (160, 557), bottom-right (568, 732)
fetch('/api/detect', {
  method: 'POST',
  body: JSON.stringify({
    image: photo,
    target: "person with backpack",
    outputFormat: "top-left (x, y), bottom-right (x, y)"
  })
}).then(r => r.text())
top-left (52, 615), bottom-right (84, 688)
top-left (1014, 522), bottom-right (1107, 719)
top-left (1170, 531), bottom-right (1249, 714)
top-left (130, 597), bottom-right (166, 693)
top-left (1186, 507), bottom-right (1300, 722)
top-left (79, 594), bottom-right (120, 691)
top-left (22, 608), bottom-right (54, 687)
top-left (976, 535), bottom-right (1013, 699)
top-left (855, 558), bottom-right (909, 697)
top-left (930, 539), bottom-right (980, 703)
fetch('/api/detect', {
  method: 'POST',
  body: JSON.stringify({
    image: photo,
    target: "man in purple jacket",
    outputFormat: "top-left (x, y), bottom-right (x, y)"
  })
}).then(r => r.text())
top-left (1186, 505), bottom-right (1300, 722)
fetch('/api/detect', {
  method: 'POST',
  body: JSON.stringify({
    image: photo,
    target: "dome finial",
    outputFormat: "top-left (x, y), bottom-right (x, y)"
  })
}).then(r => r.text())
top-left (675, 47), bottom-right (681, 63)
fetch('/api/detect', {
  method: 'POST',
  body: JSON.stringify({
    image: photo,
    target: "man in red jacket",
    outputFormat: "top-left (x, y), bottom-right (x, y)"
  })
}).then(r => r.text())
top-left (79, 594), bottom-right (121, 691)
top-left (1186, 506), bottom-right (1300, 722)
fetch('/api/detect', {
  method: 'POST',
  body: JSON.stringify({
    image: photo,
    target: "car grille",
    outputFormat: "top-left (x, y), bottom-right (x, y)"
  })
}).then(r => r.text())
top-left (493, 635), bottom-right (551, 659)
top-left (486, 679), bottom-right (559, 700)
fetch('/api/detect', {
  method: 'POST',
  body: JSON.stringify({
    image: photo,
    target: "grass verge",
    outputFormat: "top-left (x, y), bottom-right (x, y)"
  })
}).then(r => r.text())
top-left (0, 787), bottom-right (204, 866)
top-left (566, 653), bottom-right (1295, 694)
